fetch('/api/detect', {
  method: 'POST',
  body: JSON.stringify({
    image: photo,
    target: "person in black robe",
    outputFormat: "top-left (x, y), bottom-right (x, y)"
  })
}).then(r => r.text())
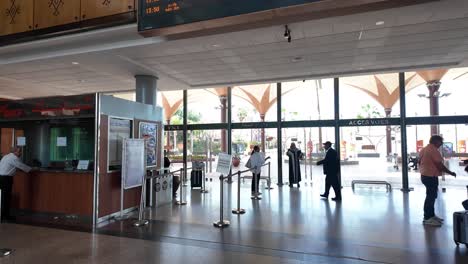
top-left (286, 143), bottom-right (303, 187)
top-left (318, 141), bottom-right (342, 201)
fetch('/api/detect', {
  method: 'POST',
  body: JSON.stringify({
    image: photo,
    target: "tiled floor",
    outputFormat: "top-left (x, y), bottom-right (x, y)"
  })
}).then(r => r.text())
top-left (2, 177), bottom-right (468, 263)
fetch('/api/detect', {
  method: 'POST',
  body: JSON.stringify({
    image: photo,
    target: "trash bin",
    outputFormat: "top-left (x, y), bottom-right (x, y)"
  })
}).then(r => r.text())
top-left (152, 173), bottom-right (173, 207)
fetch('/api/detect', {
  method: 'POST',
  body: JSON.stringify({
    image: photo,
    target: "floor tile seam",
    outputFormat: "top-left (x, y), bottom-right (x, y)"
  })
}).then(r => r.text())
top-left (97, 228), bottom-right (389, 264)
top-left (160, 234), bottom-right (394, 264)
top-left (111, 219), bottom-right (442, 253)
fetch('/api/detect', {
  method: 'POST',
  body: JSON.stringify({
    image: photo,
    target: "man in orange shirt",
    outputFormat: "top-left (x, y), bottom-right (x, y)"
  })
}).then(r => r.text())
top-left (419, 135), bottom-right (456, 227)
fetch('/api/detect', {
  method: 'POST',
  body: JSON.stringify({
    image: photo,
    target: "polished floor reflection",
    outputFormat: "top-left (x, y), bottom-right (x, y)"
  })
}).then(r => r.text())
top-left (2, 178), bottom-right (468, 263)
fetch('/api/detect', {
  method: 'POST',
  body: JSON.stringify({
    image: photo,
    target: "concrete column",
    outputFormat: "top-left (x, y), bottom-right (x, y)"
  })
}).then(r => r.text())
top-left (135, 75), bottom-right (158, 106)
top-left (427, 81), bottom-right (441, 135)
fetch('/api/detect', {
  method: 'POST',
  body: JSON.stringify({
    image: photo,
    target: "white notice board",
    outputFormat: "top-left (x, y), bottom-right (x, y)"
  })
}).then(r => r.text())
top-left (122, 139), bottom-right (146, 189)
top-left (57, 137), bottom-right (67, 147)
top-left (216, 153), bottom-right (232, 176)
top-left (17, 137), bottom-right (26, 146)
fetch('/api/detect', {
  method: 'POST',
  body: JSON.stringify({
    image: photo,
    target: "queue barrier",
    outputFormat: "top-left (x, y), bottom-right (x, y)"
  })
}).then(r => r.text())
top-left (134, 168), bottom-right (185, 227)
top-left (214, 163), bottom-right (272, 228)
top-left (240, 162), bottom-right (273, 190)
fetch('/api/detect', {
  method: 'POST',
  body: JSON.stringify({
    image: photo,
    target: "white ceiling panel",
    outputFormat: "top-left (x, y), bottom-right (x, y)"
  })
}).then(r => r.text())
top-left (1, 0), bottom-right (468, 98)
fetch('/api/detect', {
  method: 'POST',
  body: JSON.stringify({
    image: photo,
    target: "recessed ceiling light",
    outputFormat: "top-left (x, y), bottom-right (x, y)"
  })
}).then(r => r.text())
top-left (376, 21), bottom-right (385, 26)
top-left (212, 44), bottom-right (220, 48)
top-left (72, 62), bottom-right (79, 65)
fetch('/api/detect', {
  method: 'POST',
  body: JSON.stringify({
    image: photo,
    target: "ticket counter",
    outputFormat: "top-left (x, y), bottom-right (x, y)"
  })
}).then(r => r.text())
top-left (0, 94), bottom-right (163, 227)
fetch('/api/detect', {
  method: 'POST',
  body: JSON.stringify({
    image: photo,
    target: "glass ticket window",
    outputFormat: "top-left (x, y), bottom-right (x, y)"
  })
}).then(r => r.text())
top-left (49, 126), bottom-right (94, 163)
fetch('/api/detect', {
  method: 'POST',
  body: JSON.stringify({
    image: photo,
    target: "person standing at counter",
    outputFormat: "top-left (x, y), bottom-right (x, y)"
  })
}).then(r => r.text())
top-left (0, 146), bottom-right (31, 222)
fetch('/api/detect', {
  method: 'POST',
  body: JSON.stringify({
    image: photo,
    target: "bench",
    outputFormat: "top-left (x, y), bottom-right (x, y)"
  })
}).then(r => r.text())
top-left (351, 180), bottom-right (392, 192)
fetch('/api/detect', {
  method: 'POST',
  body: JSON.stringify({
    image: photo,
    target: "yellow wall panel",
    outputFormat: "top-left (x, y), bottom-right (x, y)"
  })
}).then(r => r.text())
top-left (34, 0), bottom-right (80, 29)
top-left (0, 0), bottom-right (34, 36)
top-left (82, 0), bottom-right (134, 20)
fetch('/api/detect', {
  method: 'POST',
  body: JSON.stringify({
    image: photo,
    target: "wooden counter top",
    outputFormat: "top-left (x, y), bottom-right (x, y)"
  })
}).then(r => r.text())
top-left (32, 168), bottom-right (94, 174)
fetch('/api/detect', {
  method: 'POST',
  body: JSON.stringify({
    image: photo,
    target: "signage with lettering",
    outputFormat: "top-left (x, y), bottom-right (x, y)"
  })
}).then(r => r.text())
top-left (0, 94), bottom-right (95, 120)
top-left (122, 138), bottom-right (146, 189)
top-left (340, 118), bottom-right (399, 127)
top-left (138, 0), bottom-right (323, 32)
top-left (216, 152), bottom-right (232, 176)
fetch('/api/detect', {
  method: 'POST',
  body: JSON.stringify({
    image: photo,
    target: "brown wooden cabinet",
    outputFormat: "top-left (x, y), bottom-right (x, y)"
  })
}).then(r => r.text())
top-left (34, 0), bottom-right (81, 29)
top-left (1, 128), bottom-right (14, 156)
top-left (0, 0), bottom-right (34, 36)
top-left (82, 0), bottom-right (134, 20)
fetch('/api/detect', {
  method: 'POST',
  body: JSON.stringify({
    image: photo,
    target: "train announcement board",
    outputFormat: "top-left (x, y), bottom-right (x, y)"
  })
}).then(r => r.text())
top-left (138, 0), bottom-right (322, 32)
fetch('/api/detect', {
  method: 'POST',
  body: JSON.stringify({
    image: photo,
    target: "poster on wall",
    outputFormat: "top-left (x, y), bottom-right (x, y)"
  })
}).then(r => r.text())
top-left (139, 122), bottom-right (158, 167)
top-left (108, 118), bottom-right (132, 171)
top-left (122, 139), bottom-right (145, 189)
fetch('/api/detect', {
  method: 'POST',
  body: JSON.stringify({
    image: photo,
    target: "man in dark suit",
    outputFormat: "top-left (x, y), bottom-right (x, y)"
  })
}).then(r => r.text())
top-left (317, 141), bottom-right (342, 201)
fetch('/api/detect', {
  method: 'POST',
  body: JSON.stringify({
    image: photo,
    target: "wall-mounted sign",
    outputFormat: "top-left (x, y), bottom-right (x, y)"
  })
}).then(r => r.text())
top-left (341, 118), bottom-right (399, 127)
top-left (139, 121), bottom-right (158, 167)
top-left (108, 117), bottom-right (132, 170)
top-left (57, 137), bottom-right (67, 147)
top-left (17, 136), bottom-right (26, 146)
top-left (138, 0), bottom-right (323, 32)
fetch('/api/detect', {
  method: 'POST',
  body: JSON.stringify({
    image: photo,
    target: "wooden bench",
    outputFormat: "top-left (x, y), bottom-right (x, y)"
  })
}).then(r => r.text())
top-left (351, 180), bottom-right (392, 192)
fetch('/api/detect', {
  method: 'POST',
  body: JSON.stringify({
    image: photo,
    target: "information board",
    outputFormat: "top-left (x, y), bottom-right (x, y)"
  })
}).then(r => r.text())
top-left (108, 118), bottom-right (132, 170)
top-left (138, 0), bottom-right (322, 31)
top-left (122, 139), bottom-right (146, 189)
top-left (17, 137), bottom-right (26, 146)
top-left (216, 152), bottom-right (232, 176)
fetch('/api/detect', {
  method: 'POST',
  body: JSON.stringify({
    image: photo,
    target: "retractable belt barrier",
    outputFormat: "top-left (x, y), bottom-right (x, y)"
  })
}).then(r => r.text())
top-left (134, 168), bottom-right (184, 227)
top-left (214, 162), bottom-right (272, 228)
top-left (240, 162), bottom-right (273, 190)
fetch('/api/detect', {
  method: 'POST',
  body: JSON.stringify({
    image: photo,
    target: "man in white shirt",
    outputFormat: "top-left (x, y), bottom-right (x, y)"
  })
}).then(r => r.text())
top-left (0, 146), bottom-right (31, 222)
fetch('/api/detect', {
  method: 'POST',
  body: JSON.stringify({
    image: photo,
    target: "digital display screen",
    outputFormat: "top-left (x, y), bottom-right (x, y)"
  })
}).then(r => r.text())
top-left (138, 0), bottom-right (323, 31)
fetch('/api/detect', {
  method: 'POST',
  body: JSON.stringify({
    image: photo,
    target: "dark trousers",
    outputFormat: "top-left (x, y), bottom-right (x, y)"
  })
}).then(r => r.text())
top-left (173, 176), bottom-right (181, 196)
top-left (324, 174), bottom-right (341, 199)
top-left (421, 176), bottom-right (438, 220)
top-left (251, 173), bottom-right (260, 193)
top-left (0, 176), bottom-right (13, 221)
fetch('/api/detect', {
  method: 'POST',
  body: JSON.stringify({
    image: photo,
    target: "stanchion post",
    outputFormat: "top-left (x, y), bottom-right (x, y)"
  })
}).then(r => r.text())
top-left (214, 174), bottom-right (230, 228)
top-left (232, 171), bottom-right (245, 214)
top-left (201, 169), bottom-right (209, 194)
top-left (265, 162), bottom-right (273, 190)
top-left (134, 172), bottom-right (149, 227)
top-left (176, 168), bottom-right (187, 205)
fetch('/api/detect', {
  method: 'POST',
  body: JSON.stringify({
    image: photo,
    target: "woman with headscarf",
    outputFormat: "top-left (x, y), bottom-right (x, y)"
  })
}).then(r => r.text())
top-left (286, 143), bottom-right (303, 188)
